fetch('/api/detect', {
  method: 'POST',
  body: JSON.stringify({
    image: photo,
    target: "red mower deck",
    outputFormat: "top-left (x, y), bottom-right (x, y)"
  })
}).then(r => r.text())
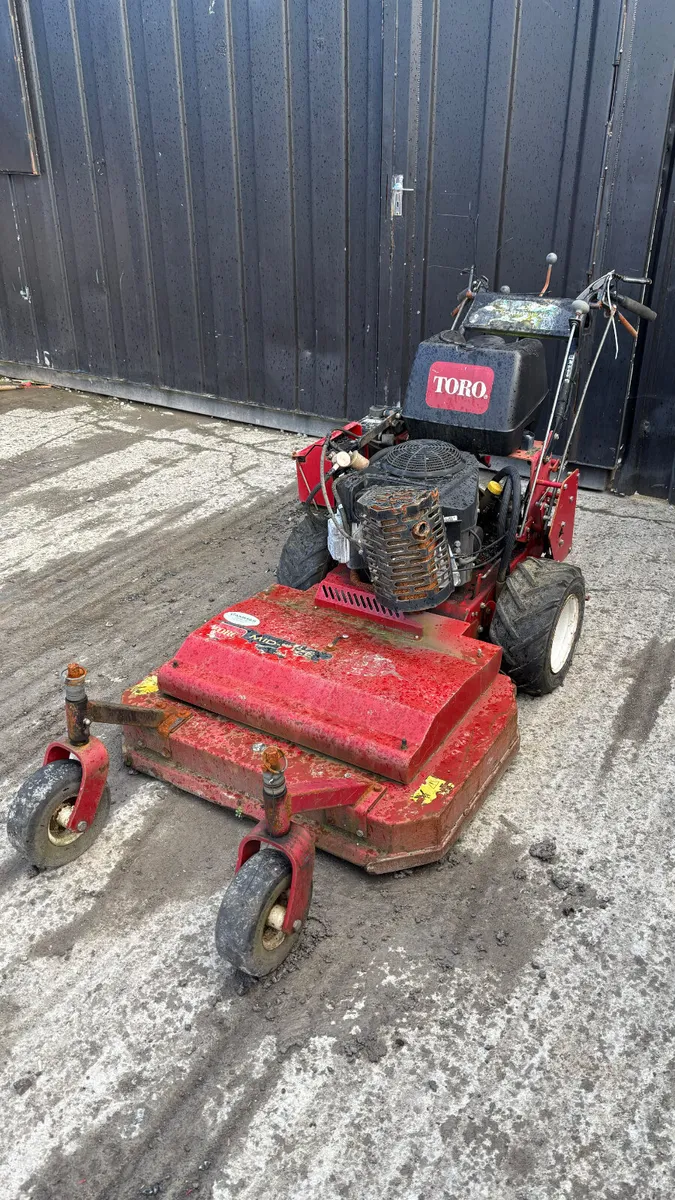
top-left (120, 579), bottom-right (518, 872)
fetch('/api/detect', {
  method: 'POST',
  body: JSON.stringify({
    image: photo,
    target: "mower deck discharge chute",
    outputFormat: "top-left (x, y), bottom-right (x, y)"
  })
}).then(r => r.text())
top-left (7, 257), bottom-right (656, 977)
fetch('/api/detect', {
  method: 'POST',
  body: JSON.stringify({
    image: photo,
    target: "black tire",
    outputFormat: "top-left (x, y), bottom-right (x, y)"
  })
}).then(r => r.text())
top-left (490, 558), bottom-right (585, 695)
top-left (277, 510), bottom-right (331, 590)
top-left (7, 760), bottom-right (110, 869)
top-left (215, 849), bottom-right (309, 977)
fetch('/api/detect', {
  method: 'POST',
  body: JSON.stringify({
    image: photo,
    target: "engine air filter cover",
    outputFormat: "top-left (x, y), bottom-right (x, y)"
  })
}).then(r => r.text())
top-left (372, 439), bottom-right (465, 478)
top-left (357, 485), bottom-right (452, 612)
top-left (368, 438), bottom-right (479, 532)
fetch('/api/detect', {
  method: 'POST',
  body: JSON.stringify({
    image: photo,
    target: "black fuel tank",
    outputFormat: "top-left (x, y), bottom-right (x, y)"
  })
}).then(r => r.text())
top-left (402, 331), bottom-right (548, 455)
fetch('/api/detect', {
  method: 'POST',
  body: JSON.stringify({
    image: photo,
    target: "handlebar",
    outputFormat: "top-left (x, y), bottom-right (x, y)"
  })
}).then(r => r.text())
top-left (612, 291), bottom-right (657, 322)
top-left (577, 270), bottom-right (657, 326)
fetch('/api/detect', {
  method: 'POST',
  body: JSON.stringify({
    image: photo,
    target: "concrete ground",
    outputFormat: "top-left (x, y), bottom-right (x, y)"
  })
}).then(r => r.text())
top-left (1, 385), bottom-right (674, 1200)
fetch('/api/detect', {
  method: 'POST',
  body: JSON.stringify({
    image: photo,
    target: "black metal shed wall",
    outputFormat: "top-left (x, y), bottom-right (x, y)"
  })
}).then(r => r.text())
top-left (0, 0), bottom-right (383, 433)
top-left (1, 0), bottom-right (675, 493)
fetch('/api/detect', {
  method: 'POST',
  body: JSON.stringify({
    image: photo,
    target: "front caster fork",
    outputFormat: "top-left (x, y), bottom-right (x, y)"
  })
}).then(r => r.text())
top-left (215, 748), bottom-right (316, 977)
top-left (7, 663), bottom-right (167, 867)
top-left (51, 663), bottom-right (167, 836)
top-left (46, 664), bottom-right (111, 837)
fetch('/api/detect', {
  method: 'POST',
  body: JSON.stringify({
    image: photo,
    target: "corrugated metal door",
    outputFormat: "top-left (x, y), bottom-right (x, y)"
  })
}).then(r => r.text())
top-left (377, 0), bottom-right (675, 477)
top-left (0, 0), bottom-right (383, 428)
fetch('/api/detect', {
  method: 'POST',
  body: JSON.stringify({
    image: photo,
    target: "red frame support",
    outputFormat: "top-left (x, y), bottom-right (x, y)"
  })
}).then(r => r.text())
top-left (292, 422), bottom-right (362, 505)
top-left (43, 736), bottom-right (110, 830)
top-left (234, 771), bottom-right (384, 932)
top-left (548, 468), bottom-right (579, 560)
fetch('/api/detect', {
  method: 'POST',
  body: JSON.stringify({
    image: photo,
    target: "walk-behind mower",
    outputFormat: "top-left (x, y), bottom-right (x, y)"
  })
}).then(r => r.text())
top-left (7, 258), bottom-right (656, 976)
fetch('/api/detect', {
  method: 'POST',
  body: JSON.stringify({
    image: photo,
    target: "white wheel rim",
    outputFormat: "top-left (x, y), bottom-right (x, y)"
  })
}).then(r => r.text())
top-left (549, 594), bottom-right (580, 674)
top-left (47, 800), bottom-right (82, 846)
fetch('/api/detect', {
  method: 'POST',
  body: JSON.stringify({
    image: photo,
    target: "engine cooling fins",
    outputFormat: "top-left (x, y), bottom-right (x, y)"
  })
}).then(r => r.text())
top-left (356, 484), bottom-right (453, 613)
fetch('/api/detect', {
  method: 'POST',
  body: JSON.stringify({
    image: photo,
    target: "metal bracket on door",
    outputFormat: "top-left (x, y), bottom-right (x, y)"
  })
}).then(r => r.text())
top-left (391, 174), bottom-right (414, 218)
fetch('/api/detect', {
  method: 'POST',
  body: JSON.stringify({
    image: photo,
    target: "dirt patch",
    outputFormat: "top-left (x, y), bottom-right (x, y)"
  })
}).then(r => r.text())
top-left (0, 856), bottom-right (31, 897)
top-left (21, 831), bottom-right (558, 1200)
top-left (29, 790), bottom-right (237, 959)
top-left (602, 636), bottom-right (675, 771)
top-left (4, 392), bottom-right (674, 1200)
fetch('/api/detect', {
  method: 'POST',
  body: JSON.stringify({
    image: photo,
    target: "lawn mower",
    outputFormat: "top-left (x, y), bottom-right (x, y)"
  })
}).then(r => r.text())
top-left (6, 256), bottom-right (656, 977)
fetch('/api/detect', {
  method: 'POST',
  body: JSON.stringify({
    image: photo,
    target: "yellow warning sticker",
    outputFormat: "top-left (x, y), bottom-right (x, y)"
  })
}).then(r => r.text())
top-left (130, 674), bottom-right (159, 695)
top-left (411, 776), bottom-right (454, 805)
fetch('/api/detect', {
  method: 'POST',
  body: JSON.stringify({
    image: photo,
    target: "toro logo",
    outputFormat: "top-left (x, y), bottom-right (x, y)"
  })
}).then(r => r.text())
top-left (425, 361), bottom-right (494, 415)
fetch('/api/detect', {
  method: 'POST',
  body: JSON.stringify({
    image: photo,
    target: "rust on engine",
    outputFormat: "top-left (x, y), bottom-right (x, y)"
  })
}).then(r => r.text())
top-left (357, 485), bottom-right (452, 612)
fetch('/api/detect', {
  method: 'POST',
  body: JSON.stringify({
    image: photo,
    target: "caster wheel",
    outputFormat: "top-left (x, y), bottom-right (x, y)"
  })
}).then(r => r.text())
top-left (215, 850), bottom-right (310, 978)
top-left (7, 759), bottom-right (110, 869)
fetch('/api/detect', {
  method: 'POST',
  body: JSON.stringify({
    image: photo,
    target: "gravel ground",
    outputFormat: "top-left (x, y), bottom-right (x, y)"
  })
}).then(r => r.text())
top-left (0, 386), bottom-right (674, 1200)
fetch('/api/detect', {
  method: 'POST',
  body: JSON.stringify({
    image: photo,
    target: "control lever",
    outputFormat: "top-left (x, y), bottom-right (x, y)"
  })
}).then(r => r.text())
top-left (539, 252), bottom-right (558, 296)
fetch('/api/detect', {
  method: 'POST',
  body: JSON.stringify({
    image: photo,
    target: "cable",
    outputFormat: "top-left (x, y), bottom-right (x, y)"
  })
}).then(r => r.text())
top-left (303, 469), bottom-right (335, 507)
top-left (558, 301), bottom-right (617, 473)
top-left (519, 325), bottom-right (577, 535)
top-left (319, 426), bottom-right (362, 545)
top-left (490, 464), bottom-right (522, 583)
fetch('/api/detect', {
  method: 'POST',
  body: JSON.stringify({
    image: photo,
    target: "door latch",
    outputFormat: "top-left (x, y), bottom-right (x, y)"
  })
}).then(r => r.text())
top-left (391, 174), bottom-right (414, 218)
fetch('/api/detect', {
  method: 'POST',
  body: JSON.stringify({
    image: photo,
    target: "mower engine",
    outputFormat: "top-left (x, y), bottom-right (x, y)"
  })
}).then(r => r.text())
top-left (330, 438), bottom-right (481, 609)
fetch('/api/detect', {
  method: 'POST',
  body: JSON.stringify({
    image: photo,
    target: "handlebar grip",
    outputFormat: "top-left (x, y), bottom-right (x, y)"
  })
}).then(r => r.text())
top-left (614, 292), bottom-right (657, 322)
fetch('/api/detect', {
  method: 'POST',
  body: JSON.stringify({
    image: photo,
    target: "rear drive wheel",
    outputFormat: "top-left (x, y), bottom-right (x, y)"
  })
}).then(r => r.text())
top-left (277, 510), bottom-right (331, 590)
top-left (215, 850), bottom-right (309, 977)
top-left (490, 558), bottom-right (585, 695)
top-left (7, 759), bottom-right (110, 869)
